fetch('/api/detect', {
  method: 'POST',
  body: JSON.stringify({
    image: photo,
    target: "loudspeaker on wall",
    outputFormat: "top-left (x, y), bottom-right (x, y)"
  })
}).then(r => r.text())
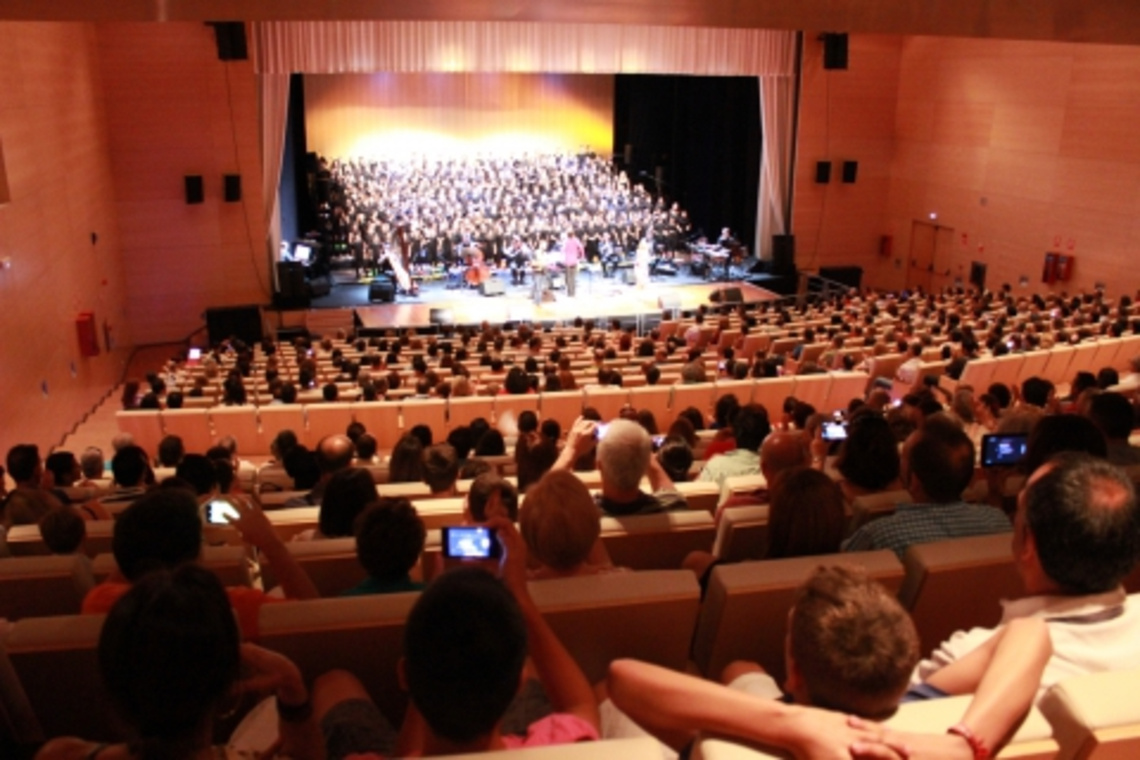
top-left (842, 161), bottom-right (858, 184)
top-left (212, 22), bottom-right (248, 61)
top-left (823, 33), bottom-right (849, 70)
top-left (772, 234), bottom-right (796, 275)
top-left (815, 161), bottom-right (831, 184)
top-left (224, 174), bottom-right (242, 202)
top-left (184, 175), bottom-right (204, 204)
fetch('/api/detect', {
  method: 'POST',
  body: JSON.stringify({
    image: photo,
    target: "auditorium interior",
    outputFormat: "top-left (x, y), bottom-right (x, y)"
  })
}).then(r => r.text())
top-left (2, 1), bottom-right (1140, 756)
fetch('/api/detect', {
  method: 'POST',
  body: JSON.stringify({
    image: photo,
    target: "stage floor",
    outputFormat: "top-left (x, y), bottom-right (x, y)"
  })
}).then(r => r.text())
top-left (307, 268), bottom-right (779, 330)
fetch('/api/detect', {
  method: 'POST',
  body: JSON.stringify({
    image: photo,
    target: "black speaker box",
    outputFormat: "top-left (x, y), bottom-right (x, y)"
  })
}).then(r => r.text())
top-left (224, 174), bottom-right (242, 202)
top-left (276, 261), bottom-right (306, 299)
top-left (772, 234), bottom-right (796, 275)
top-left (369, 277), bottom-right (396, 303)
top-left (481, 278), bottom-right (506, 297)
top-left (815, 161), bottom-right (831, 184)
top-left (205, 305), bottom-right (262, 346)
top-left (717, 287), bottom-right (744, 304)
top-left (212, 22), bottom-right (248, 61)
top-left (184, 175), bottom-right (204, 204)
top-left (823, 33), bottom-right (849, 70)
top-left (842, 161), bottom-right (858, 184)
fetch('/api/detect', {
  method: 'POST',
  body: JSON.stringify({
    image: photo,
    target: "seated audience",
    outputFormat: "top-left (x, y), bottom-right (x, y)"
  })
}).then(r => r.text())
top-left (554, 418), bottom-right (687, 515)
top-left (295, 467), bottom-right (379, 541)
top-left (312, 521), bottom-right (600, 756)
top-left (2, 443), bottom-right (64, 527)
top-left (387, 432), bottom-right (426, 484)
top-left (1021, 412), bottom-right (1108, 474)
top-left (833, 412), bottom-right (903, 503)
top-left (697, 403), bottom-right (770, 499)
top-left (520, 470), bottom-right (619, 579)
top-left (342, 497), bottom-right (426, 596)
top-left (1086, 392), bottom-right (1140, 465)
top-left (40, 565), bottom-right (322, 760)
top-left (95, 445), bottom-right (152, 515)
top-left (285, 434), bottom-right (355, 507)
top-left (422, 443), bottom-right (460, 496)
top-left (844, 417), bottom-right (1010, 558)
top-left (39, 504), bottom-right (87, 554)
top-left (78, 447), bottom-right (106, 485)
top-left (465, 472), bottom-right (520, 523)
top-left (715, 430), bottom-right (808, 517)
top-left (655, 437), bottom-right (694, 483)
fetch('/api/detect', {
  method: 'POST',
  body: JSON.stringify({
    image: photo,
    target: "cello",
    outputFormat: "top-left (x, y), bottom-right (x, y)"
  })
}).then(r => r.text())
top-left (464, 245), bottom-right (490, 287)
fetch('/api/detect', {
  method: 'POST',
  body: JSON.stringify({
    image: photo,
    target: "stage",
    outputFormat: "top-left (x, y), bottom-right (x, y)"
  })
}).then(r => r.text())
top-left (294, 267), bottom-right (781, 332)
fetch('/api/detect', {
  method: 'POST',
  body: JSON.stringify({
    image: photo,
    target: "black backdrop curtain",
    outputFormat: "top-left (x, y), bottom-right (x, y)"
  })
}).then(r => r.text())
top-left (614, 75), bottom-right (761, 249)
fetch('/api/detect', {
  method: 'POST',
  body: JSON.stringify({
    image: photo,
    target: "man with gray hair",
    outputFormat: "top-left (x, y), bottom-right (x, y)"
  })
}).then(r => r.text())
top-left (553, 417), bottom-right (686, 515)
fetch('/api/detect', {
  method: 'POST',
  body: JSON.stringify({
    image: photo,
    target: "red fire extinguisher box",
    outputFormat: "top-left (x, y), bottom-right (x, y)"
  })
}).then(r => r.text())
top-left (76, 311), bottom-right (100, 357)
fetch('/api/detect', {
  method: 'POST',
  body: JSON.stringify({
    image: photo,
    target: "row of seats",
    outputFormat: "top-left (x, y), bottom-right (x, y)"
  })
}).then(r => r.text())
top-left (116, 372), bottom-right (873, 458)
top-left (8, 537), bottom-right (1139, 757)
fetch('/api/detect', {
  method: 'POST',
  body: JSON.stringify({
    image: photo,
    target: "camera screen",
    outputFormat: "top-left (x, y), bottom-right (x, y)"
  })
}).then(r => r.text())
top-left (442, 526), bottom-right (497, 559)
top-left (594, 422), bottom-right (611, 440)
top-left (822, 421), bottom-right (848, 442)
top-left (981, 434), bottom-right (1029, 467)
top-left (206, 499), bottom-right (240, 525)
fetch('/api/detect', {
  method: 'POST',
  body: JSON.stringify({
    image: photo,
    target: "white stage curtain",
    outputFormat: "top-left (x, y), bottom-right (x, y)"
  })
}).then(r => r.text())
top-left (756, 74), bottom-right (797, 261)
top-left (259, 73), bottom-right (291, 278)
top-left (252, 21), bottom-right (796, 77)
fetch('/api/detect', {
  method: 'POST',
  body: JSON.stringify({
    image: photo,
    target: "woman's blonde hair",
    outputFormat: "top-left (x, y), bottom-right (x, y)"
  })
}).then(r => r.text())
top-left (519, 470), bottom-right (600, 571)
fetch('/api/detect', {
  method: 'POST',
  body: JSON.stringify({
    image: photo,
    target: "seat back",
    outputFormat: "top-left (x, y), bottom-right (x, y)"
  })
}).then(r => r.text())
top-left (713, 505), bottom-right (770, 562)
top-left (848, 489), bottom-right (912, 531)
top-left (114, 410), bottom-right (165, 461)
top-left (714, 379), bottom-right (756, 407)
top-left (257, 404), bottom-right (308, 452)
top-left (160, 408), bottom-right (215, 454)
top-left (691, 550), bottom-right (904, 682)
top-left (898, 532), bottom-right (1020, 655)
top-left (599, 511), bottom-right (716, 570)
top-left (790, 374), bottom-right (831, 410)
top-left (262, 538), bottom-right (365, 597)
top-left (4, 613), bottom-right (112, 742)
top-left (628, 385), bottom-right (672, 428)
top-left (0, 555), bottom-right (95, 620)
top-left (957, 358), bottom-right (997, 390)
top-left (885, 697), bottom-right (1056, 760)
top-left (989, 353), bottom-right (1026, 389)
top-left (822, 371), bottom-right (870, 415)
top-left (1040, 667), bottom-right (1140, 760)
top-left (583, 386), bottom-right (632, 422)
top-left (529, 570), bottom-right (701, 683)
top-left (6, 520), bottom-right (115, 558)
top-left (446, 395), bottom-right (496, 432)
top-left (304, 402), bottom-right (355, 448)
top-left (400, 399), bottom-right (448, 441)
top-left (1041, 345), bottom-right (1076, 385)
top-left (1018, 350), bottom-right (1051, 385)
top-left (1066, 340), bottom-right (1102, 378)
top-left (750, 377), bottom-right (796, 417)
top-left (1090, 338), bottom-right (1123, 376)
top-left (674, 481), bottom-right (723, 514)
top-left (540, 390), bottom-right (585, 431)
top-left (209, 405), bottom-right (264, 456)
top-left (671, 383), bottom-right (716, 422)
top-left (737, 333), bottom-right (770, 361)
top-left (350, 401), bottom-right (402, 451)
top-left (259, 593), bottom-right (419, 724)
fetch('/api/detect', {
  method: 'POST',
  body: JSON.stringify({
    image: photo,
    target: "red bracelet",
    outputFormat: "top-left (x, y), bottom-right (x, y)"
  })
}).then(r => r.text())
top-left (947, 722), bottom-right (990, 760)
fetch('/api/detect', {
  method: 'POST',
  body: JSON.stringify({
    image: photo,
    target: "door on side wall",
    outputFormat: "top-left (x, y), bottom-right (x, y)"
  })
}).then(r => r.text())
top-left (931, 225), bottom-right (955, 291)
top-left (907, 221), bottom-right (935, 292)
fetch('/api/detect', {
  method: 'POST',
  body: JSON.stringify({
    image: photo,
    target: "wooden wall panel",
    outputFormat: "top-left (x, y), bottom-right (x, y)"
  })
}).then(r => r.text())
top-left (0, 22), bottom-right (132, 453)
top-left (819, 34), bottom-right (1140, 294)
top-left (97, 22), bottom-right (268, 345)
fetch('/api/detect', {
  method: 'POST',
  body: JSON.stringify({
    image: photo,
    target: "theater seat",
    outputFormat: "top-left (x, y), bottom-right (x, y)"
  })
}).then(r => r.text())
top-left (3, 613), bottom-right (112, 743)
top-left (848, 489), bottom-right (912, 532)
top-left (691, 550), bottom-right (904, 683)
top-left (115, 409), bottom-right (164, 460)
top-left (0, 555), bottom-right (95, 620)
top-left (599, 511), bottom-right (716, 571)
top-left (161, 408), bottom-right (215, 455)
top-left (260, 537), bottom-right (365, 597)
top-left (529, 570), bottom-right (700, 683)
top-left (1040, 667), bottom-right (1140, 760)
top-left (711, 505), bottom-right (770, 562)
top-left (897, 532), bottom-right (1020, 656)
top-left (6, 520), bottom-right (114, 558)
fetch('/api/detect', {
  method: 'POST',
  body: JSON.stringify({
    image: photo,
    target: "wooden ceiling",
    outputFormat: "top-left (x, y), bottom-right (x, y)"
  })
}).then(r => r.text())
top-left (0, 0), bottom-right (1138, 46)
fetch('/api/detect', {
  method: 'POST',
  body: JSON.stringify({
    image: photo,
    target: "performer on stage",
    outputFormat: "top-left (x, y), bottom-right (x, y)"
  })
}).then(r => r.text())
top-left (505, 235), bottom-right (532, 286)
top-left (561, 229), bottom-right (584, 297)
top-left (598, 231), bottom-right (621, 278)
top-left (634, 233), bottom-right (652, 290)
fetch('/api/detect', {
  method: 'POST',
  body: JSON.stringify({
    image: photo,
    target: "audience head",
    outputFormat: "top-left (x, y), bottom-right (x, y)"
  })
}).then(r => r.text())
top-left (1019, 453), bottom-right (1139, 595)
top-left (80, 447), bottom-right (105, 481)
top-left (44, 451), bottom-right (79, 487)
top-left (156, 436), bottom-right (185, 468)
top-left (1022, 413), bottom-right (1108, 474)
top-left (1021, 376), bottom-right (1055, 408)
top-left (99, 565), bottom-right (240, 753)
top-left (355, 433), bottom-right (379, 462)
top-left (733, 404), bottom-right (772, 453)
top-left (7, 444), bottom-right (41, 486)
top-left (766, 468), bottom-right (846, 559)
top-left (409, 424), bottom-right (434, 448)
top-left (520, 470), bottom-right (601, 574)
top-left (758, 431), bottom-right (809, 484)
top-left (474, 429), bottom-right (506, 457)
top-left (788, 565), bottom-right (919, 720)
top-left (836, 414), bottom-right (900, 491)
top-left (112, 489), bottom-right (202, 581)
top-left (111, 445), bottom-right (151, 489)
top-left (466, 473), bottom-right (520, 523)
top-left (283, 446), bottom-right (320, 491)
top-left (39, 505), bottom-right (86, 554)
top-left (423, 444), bottom-right (460, 494)
top-left (597, 419), bottom-right (652, 492)
top-left (316, 434), bottom-right (355, 477)
top-left (1086, 392), bottom-right (1134, 443)
top-left (656, 438), bottom-right (694, 483)
top-left (388, 433), bottom-right (426, 484)
top-left (270, 429), bottom-right (299, 461)
top-left (403, 567), bottom-right (528, 744)
top-left (354, 498), bottom-right (425, 583)
top-left (901, 421), bottom-right (975, 503)
top-left (174, 454), bottom-right (219, 497)
top-left (319, 467), bottom-right (378, 537)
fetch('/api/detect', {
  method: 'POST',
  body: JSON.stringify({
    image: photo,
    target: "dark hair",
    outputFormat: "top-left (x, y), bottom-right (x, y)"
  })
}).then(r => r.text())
top-left (1025, 453), bottom-right (1140, 594)
top-left (733, 404), bottom-right (772, 452)
top-left (422, 444), bottom-right (460, 493)
top-left (467, 473), bottom-right (520, 522)
top-left (112, 445), bottom-right (151, 488)
top-left (157, 436), bottom-right (185, 468)
top-left (474, 429), bottom-right (506, 457)
top-left (45, 451), bottom-right (78, 487)
top-left (6, 444), bottom-right (40, 483)
top-left (517, 410), bottom-right (539, 434)
top-left (986, 382), bottom-right (1012, 410)
top-left (112, 489), bottom-right (202, 581)
top-left (319, 468), bottom-right (378, 537)
top-left (656, 438), bottom-right (694, 483)
top-left (174, 454), bottom-right (218, 496)
top-left (353, 498), bottom-right (425, 582)
top-left (906, 424), bottom-right (975, 503)
top-left (409, 424), bottom-right (433, 448)
top-left (766, 468), bottom-right (846, 559)
top-left (677, 406), bottom-right (705, 432)
top-left (1097, 367), bottom-right (1120, 390)
top-left (1023, 414), bottom-right (1108, 474)
top-left (1087, 392), bottom-right (1135, 441)
top-left (1021, 376), bottom-right (1054, 408)
top-left (40, 505), bottom-right (86, 554)
top-left (837, 415), bottom-right (900, 491)
top-left (356, 433), bottom-right (378, 461)
top-left (713, 394), bottom-right (741, 429)
top-left (404, 568), bottom-right (527, 742)
top-left (388, 433), bottom-right (426, 484)
top-left (99, 566), bottom-right (240, 754)
top-left (283, 446), bottom-right (320, 491)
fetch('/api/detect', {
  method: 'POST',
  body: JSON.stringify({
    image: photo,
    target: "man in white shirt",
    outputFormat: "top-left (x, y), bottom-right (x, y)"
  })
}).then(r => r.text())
top-left (915, 452), bottom-right (1140, 701)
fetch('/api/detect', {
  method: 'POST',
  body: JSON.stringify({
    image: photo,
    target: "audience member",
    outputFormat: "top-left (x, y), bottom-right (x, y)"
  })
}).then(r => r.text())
top-left (1086, 392), bottom-right (1140, 465)
top-left (388, 432), bottom-right (426, 484)
top-left (520, 470), bottom-right (617, 579)
top-left (39, 504), bottom-right (87, 554)
top-left (833, 413), bottom-right (902, 503)
top-left (285, 434), bottom-right (355, 507)
top-left (465, 472), bottom-right (520, 523)
top-left (697, 404), bottom-right (770, 499)
top-left (422, 443), bottom-right (460, 496)
top-left (342, 497), bottom-right (426, 596)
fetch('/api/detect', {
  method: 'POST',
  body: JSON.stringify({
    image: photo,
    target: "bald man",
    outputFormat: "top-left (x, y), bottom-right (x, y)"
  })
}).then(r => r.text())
top-left (283, 434), bottom-right (355, 507)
